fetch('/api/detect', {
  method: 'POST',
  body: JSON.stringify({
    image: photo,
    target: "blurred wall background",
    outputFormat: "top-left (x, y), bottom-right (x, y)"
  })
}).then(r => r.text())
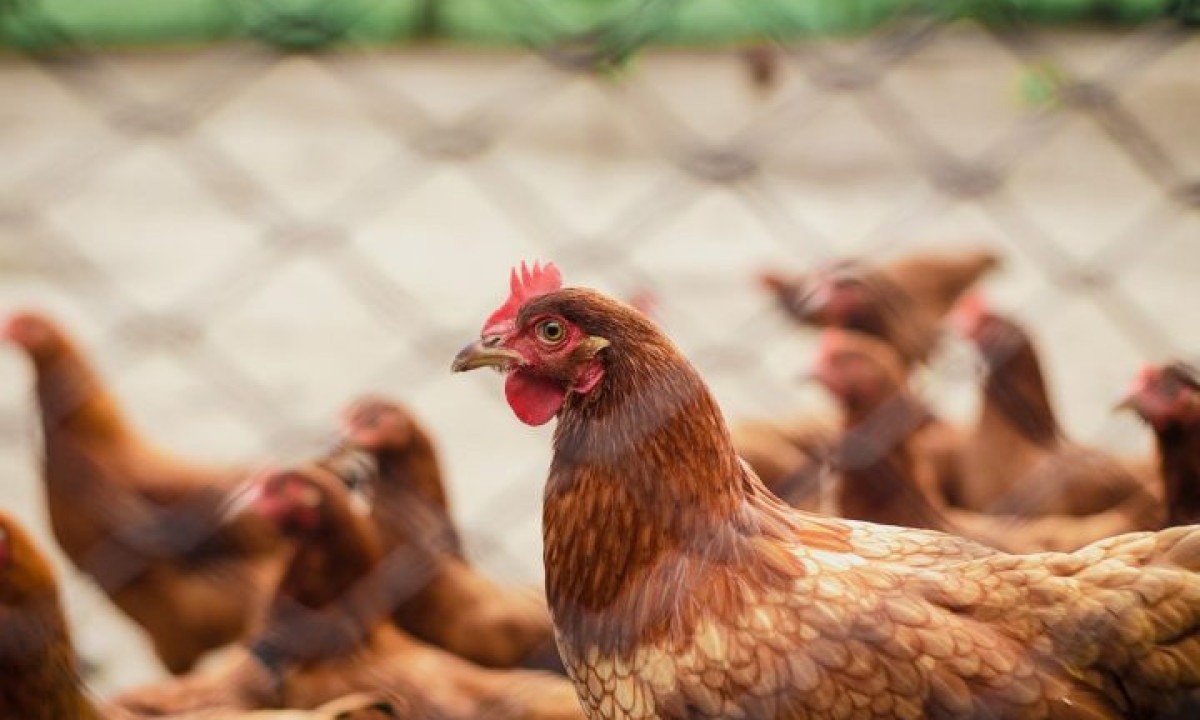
top-left (1, 0), bottom-right (1198, 696)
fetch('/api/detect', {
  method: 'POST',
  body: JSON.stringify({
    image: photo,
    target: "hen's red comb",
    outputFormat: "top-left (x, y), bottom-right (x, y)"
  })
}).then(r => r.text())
top-left (482, 261), bottom-right (563, 336)
top-left (1128, 362), bottom-right (1158, 393)
top-left (949, 291), bottom-right (989, 334)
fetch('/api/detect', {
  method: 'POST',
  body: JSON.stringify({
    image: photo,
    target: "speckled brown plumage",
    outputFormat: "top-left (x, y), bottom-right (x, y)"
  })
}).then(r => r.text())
top-left (466, 286), bottom-right (1200, 720)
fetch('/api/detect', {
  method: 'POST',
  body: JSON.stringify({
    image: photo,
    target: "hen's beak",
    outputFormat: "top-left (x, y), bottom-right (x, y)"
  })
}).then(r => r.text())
top-left (451, 337), bottom-right (524, 373)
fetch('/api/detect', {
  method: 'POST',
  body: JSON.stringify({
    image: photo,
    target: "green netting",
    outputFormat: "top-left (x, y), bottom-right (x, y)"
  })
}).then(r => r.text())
top-left (0, 0), bottom-right (1187, 53)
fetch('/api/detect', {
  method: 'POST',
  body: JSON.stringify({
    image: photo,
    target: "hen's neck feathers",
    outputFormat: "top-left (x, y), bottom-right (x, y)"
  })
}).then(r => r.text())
top-left (1156, 422), bottom-right (1200, 526)
top-left (981, 327), bottom-right (1062, 446)
top-left (0, 570), bottom-right (103, 719)
top-left (540, 291), bottom-right (850, 656)
top-left (835, 392), bottom-right (946, 531)
top-left (30, 337), bottom-right (130, 447)
top-left (376, 431), bottom-right (462, 558)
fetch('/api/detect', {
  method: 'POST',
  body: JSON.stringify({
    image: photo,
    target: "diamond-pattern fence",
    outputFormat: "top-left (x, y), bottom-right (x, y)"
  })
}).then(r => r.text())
top-left (1, 0), bottom-right (1198, 696)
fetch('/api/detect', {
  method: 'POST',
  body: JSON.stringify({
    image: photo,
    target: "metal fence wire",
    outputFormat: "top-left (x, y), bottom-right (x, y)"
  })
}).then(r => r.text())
top-left (1, 0), bottom-right (1199, 700)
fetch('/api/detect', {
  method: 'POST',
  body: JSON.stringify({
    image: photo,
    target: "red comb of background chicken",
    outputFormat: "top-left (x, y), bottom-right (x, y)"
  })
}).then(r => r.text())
top-left (1124, 363), bottom-right (1158, 397)
top-left (1, 311), bottom-right (52, 350)
top-left (482, 261), bottom-right (563, 336)
top-left (949, 291), bottom-right (988, 335)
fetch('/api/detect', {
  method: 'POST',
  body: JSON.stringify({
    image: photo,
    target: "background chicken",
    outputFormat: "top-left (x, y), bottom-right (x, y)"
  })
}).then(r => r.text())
top-left (809, 328), bottom-right (957, 528)
top-left (0, 507), bottom-right (102, 720)
top-left (952, 295), bottom-right (1158, 519)
top-left (336, 397), bottom-right (561, 671)
top-left (807, 322), bottom-right (1162, 553)
top-left (737, 247), bottom-right (997, 503)
top-left (1124, 362), bottom-right (1200, 527)
top-left (0, 507), bottom-right (402, 720)
top-left (455, 264), bottom-right (1200, 719)
top-left (2, 311), bottom-right (288, 675)
top-left (227, 462), bottom-right (583, 719)
top-left (760, 247), bottom-right (999, 367)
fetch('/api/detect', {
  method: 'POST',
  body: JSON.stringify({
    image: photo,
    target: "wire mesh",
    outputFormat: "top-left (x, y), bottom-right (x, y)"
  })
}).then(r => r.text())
top-left (0, 0), bottom-right (1198, 702)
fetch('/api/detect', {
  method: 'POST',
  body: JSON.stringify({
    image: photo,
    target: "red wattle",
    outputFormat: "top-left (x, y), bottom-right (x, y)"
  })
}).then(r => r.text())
top-left (505, 370), bottom-right (567, 426)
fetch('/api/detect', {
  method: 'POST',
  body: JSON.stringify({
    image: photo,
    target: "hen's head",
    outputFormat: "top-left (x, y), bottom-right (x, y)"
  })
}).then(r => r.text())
top-left (338, 396), bottom-right (417, 453)
top-left (240, 457), bottom-right (377, 539)
top-left (950, 294), bottom-right (1030, 371)
top-left (452, 262), bottom-right (621, 426)
top-left (0, 311), bottom-right (70, 362)
top-left (812, 329), bottom-right (907, 417)
top-left (761, 260), bottom-right (887, 328)
top-left (1121, 362), bottom-right (1200, 431)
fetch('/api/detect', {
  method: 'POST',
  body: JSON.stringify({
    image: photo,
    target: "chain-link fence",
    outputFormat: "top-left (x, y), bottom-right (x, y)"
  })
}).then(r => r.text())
top-left (1, 0), bottom-right (1198, 700)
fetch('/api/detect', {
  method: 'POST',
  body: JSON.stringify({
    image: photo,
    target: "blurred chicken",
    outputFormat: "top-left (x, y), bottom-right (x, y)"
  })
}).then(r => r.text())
top-left (0, 508), bottom-right (104, 720)
top-left (335, 397), bottom-right (562, 672)
top-left (810, 329), bottom-right (959, 528)
top-left (953, 295), bottom-right (1157, 520)
top-left (1124, 362), bottom-right (1200, 526)
top-left (455, 261), bottom-right (1200, 718)
top-left (761, 247), bottom-right (999, 366)
top-left (0, 508), bottom-right (400, 720)
top-left (741, 247), bottom-right (997, 500)
top-left (2, 311), bottom-right (287, 674)
top-left (236, 463), bottom-right (582, 718)
top-left (807, 328), bottom-right (1117, 553)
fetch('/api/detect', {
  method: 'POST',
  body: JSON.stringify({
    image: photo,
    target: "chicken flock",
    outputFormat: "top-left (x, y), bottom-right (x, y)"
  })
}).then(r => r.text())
top-left (2, 249), bottom-right (1199, 719)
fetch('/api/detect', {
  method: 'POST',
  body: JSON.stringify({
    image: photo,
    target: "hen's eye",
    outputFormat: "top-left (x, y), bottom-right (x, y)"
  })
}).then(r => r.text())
top-left (536, 320), bottom-right (566, 345)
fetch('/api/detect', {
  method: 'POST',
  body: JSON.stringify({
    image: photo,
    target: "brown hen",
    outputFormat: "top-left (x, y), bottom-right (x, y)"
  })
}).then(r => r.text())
top-left (454, 262), bottom-right (1200, 719)
top-left (761, 247), bottom-right (998, 366)
top-left (811, 328), bottom-right (964, 526)
top-left (953, 297), bottom-right (1158, 521)
top-left (219, 461), bottom-right (580, 719)
top-left (1124, 362), bottom-right (1200, 527)
top-left (0, 508), bottom-right (402, 720)
top-left (336, 396), bottom-right (562, 672)
top-left (740, 247), bottom-right (996, 496)
top-left (797, 329), bottom-right (1122, 553)
top-left (3, 311), bottom-right (289, 674)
